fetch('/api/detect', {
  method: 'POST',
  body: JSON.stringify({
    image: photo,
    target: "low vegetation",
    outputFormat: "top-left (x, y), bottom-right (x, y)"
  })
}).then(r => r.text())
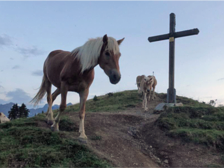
top-left (156, 106), bottom-right (224, 150)
top-left (1, 89), bottom-right (223, 167)
top-left (0, 115), bottom-right (110, 167)
top-left (63, 90), bottom-right (142, 113)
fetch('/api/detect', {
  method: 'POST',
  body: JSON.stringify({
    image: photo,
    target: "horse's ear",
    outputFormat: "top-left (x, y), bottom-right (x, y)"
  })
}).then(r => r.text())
top-left (103, 34), bottom-right (108, 44)
top-left (117, 38), bottom-right (125, 45)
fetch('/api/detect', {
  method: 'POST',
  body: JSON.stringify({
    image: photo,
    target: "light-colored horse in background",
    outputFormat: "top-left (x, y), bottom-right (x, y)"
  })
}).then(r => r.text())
top-left (31, 34), bottom-right (124, 139)
top-left (0, 112), bottom-right (10, 123)
top-left (136, 75), bottom-right (157, 111)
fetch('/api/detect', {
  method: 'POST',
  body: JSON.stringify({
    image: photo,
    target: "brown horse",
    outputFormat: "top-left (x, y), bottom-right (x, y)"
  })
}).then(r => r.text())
top-left (31, 34), bottom-right (124, 139)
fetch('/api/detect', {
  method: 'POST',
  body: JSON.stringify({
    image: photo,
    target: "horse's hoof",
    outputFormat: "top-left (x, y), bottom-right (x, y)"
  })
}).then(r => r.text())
top-left (78, 137), bottom-right (88, 144)
top-left (46, 120), bottom-right (53, 125)
top-left (48, 120), bottom-right (54, 125)
top-left (50, 126), bottom-right (55, 131)
top-left (51, 127), bottom-right (59, 132)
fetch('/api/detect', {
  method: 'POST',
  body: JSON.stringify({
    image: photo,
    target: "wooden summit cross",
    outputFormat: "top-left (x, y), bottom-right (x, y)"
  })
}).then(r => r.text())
top-left (148, 13), bottom-right (199, 103)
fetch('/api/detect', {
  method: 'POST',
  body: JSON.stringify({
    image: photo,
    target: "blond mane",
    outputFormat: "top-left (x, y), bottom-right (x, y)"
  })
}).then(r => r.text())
top-left (71, 36), bottom-right (120, 73)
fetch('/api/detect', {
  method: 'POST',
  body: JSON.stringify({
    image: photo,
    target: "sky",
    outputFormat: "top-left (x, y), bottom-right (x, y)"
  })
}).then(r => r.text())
top-left (0, 1), bottom-right (224, 108)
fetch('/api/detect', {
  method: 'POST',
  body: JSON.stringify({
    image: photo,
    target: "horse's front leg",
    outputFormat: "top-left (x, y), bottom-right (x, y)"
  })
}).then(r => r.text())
top-left (78, 89), bottom-right (89, 139)
top-left (152, 87), bottom-right (156, 100)
top-left (147, 90), bottom-right (151, 102)
top-left (142, 92), bottom-right (145, 108)
top-left (143, 92), bottom-right (148, 111)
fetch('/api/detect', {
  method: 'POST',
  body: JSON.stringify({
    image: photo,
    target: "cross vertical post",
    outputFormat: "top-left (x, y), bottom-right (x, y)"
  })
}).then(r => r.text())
top-left (148, 13), bottom-right (199, 104)
top-left (168, 13), bottom-right (176, 103)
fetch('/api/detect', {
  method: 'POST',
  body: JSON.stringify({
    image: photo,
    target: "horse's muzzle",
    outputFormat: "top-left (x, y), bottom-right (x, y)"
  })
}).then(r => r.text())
top-left (109, 69), bottom-right (121, 84)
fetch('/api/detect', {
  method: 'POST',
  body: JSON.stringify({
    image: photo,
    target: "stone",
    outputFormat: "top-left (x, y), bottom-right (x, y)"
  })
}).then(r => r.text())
top-left (164, 159), bottom-right (169, 164)
top-left (154, 102), bottom-right (183, 113)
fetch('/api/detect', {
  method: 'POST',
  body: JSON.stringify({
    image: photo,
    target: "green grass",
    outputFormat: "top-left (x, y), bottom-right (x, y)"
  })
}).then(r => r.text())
top-left (156, 106), bottom-right (224, 149)
top-left (157, 93), bottom-right (211, 107)
top-left (206, 164), bottom-right (224, 167)
top-left (1, 90), bottom-right (220, 167)
top-left (53, 90), bottom-right (210, 114)
top-left (62, 90), bottom-right (208, 113)
top-left (89, 135), bottom-right (102, 141)
top-left (63, 90), bottom-right (142, 113)
top-left (0, 116), bottom-right (110, 168)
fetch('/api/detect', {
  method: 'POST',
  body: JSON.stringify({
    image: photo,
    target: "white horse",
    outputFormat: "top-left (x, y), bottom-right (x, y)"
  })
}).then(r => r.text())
top-left (0, 112), bottom-right (10, 123)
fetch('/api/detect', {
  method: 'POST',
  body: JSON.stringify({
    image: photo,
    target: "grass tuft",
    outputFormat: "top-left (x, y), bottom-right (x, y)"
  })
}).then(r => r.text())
top-left (64, 90), bottom-right (142, 112)
top-left (156, 106), bottom-right (224, 150)
top-left (0, 117), bottom-right (110, 167)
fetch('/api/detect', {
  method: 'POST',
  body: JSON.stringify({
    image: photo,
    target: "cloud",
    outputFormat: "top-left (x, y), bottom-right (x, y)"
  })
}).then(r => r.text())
top-left (12, 65), bottom-right (20, 69)
top-left (0, 34), bottom-right (45, 58)
top-left (5, 88), bottom-right (32, 104)
top-left (0, 85), bottom-right (5, 94)
top-left (0, 35), bottom-right (13, 47)
top-left (17, 46), bottom-right (45, 57)
top-left (217, 78), bottom-right (224, 81)
top-left (32, 70), bottom-right (43, 76)
top-left (0, 85), bottom-right (4, 94)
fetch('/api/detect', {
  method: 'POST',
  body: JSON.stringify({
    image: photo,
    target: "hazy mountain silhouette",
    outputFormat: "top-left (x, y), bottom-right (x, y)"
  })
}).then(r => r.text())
top-left (0, 102), bottom-right (73, 118)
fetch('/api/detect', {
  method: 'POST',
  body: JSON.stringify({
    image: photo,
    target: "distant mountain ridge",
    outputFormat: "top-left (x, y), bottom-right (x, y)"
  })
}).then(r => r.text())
top-left (0, 102), bottom-right (14, 116)
top-left (0, 102), bottom-right (73, 118)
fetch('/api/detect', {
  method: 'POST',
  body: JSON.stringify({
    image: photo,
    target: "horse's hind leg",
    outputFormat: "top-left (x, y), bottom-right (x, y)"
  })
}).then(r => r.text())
top-left (52, 88), bottom-right (61, 102)
top-left (51, 82), bottom-right (67, 131)
top-left (143, 92), bottom-right (148, 111)
top-left (46, 88), bottom-right (60, 125)
top-left (78, 89), bottom-right (89, 139)
top-left (45, 80), bottom-right (54, 124)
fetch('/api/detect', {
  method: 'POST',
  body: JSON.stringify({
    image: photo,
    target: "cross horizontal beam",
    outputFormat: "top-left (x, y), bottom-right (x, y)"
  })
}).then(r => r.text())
top-left (148, 28), bottom-right (199, 42)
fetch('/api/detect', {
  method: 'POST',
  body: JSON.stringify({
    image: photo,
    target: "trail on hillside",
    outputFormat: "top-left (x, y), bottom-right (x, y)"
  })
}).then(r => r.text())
top-left (37, 93), bottom-right (223, 167)
top-left (62, 97), bottom-right (164, 167)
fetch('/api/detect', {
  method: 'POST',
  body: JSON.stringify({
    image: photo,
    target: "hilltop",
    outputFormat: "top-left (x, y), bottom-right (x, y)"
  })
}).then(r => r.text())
top-left (0, 90), bottom-right (224, 167)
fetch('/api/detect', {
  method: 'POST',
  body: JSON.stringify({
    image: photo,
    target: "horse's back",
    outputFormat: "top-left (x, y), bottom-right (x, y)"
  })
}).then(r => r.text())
top-left (44, 50), bottom-right (72, 87)
top-left (148, 75), bottom-right (157, 87)
top-left (47, 50), bottom-right (70, 59)
top-left (136, 75), bottom-right (145, 84)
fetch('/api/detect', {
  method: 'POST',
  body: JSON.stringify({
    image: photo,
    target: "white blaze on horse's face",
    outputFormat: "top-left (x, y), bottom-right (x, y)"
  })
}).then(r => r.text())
top-left (144, 77), bottom-right (153, 92)
top-left (99, 35), bottom-right (125, 84)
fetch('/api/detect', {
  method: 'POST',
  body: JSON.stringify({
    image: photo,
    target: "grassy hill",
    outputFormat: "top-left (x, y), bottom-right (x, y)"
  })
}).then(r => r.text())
top-left (0, 116), bottom-right (110, 168)
top-left (0, 89), bottom-right (223, 167)
top-left (60, 90), bottom-right (211, 113)
top-left (157, 106), bottom-right (224, 150)
top-left (62, 90), bottom-right (142, 113)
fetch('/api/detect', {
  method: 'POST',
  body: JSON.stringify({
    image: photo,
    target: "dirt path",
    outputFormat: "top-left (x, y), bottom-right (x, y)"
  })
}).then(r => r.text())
top-left (63, 97), bottom-right (164, 167)
top-left (37, 94), bottom-right (223, 167)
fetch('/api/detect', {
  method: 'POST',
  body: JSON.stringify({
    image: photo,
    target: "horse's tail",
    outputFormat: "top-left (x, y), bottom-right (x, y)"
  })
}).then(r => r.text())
top-left (30, 76), bottom-right (47, 106)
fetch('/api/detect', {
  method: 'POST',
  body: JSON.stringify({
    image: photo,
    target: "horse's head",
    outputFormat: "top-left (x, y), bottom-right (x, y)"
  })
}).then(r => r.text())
top-left (98, 34), bottom-right (124, 84)
top-left (144, 76), bottom-right (153, 92)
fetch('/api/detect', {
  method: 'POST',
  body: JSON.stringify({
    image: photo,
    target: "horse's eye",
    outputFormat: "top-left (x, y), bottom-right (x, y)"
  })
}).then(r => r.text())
top-left (105, 52), bottom-right (110, 57)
